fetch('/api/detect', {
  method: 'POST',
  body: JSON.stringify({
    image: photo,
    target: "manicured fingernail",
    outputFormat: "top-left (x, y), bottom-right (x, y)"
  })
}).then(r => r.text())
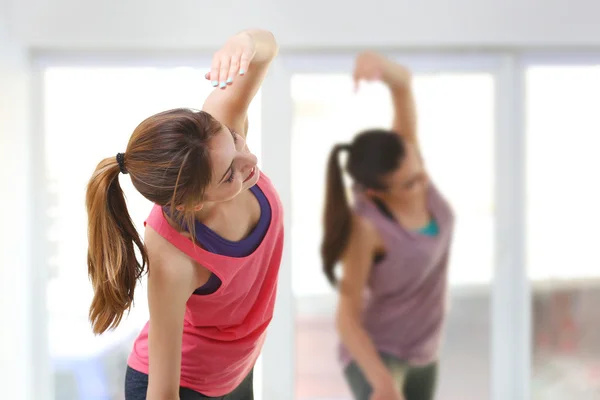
top-left (226, 77), bottom-right (233, 84)
top-left (211, 80), bottom-right (218, 87)
top-left (219, 82), bottom-right (227, 88)
top-left (239, 69), bottom-right (245, 75)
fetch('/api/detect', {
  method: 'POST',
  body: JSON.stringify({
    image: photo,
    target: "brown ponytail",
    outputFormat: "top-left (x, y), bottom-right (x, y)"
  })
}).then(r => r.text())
top-left (321, 144), bottom-right (352, 286)
top-left (321, 130), bottom-right (407, 286)
top-left (84, 108), bottom-right (226, 334)
top-left (86, 157), bottom-right (148, 334)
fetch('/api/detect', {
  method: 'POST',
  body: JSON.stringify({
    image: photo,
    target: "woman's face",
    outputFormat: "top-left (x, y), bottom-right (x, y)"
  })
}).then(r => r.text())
top-left (202, 124), bottom-right (259, 203)
top-left (375, 143), bottom-right (428, 201)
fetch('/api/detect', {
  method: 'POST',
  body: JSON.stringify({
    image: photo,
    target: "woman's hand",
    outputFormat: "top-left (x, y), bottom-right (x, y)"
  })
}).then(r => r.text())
top-left (201, 29), bottom-right (276, 135)
top-left (352, 51), bottom-right (416, 142)
top-left (352, 51), bottom-right (411, 92)
top-left (352, 51), bottom-right (390, 91)
top-left (205, 32), bottom-right (256, 89)
top-left (369, 373), bottom-right (405, 400)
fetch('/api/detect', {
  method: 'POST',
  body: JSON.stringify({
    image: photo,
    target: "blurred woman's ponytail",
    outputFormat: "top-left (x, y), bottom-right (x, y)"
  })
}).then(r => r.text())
top-left (321, 144), bottom-right (352, 286)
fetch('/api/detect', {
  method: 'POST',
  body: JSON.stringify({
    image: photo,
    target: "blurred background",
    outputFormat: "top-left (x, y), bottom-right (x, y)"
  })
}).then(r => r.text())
top-left (1, 1), bottom-right (600, 399)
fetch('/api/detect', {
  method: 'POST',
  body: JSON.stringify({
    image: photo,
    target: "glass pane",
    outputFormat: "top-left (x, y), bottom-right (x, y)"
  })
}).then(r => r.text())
top-left (526, 65), bottom-right (600, 399)
top-left (291, 71), bottom-right (494, 399)
top-left (43, 66), bottom-right (261, 400)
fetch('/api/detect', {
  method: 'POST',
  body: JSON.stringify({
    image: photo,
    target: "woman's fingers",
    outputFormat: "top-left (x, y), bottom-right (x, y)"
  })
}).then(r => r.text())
top-left (210, 55), bottom-right (220, 87)
top-left (226, 53), bottom-right (242, 85)
top-left (217, 55), bottom-right (231, 89)
top-left (208, 48), bottom-right (252, 89)
top-left (239, 52), bottom-right (252, 76)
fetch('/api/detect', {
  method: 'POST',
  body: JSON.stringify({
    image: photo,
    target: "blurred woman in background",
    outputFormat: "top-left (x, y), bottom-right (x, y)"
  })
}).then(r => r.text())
top-left (321, 51), bottom-right (455, 400)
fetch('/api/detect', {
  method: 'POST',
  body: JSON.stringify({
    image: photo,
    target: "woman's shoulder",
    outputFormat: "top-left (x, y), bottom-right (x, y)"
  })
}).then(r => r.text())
top-left (426, 179), bottom-right (448, 205)
top-left (352, 213), bottom-right (379, 237)
top-left (256, 170), bottom-right (284, 212)
top-left (144, 223), bottom-right (210, 289)
top-left (145, 224), bottom-right (197, 272)
top-left (352, 213), bottom-right (384, 251)
top-left (256, 169), bottom-right (273, 188)
top-left (426, 179), bottom-right (455, 222)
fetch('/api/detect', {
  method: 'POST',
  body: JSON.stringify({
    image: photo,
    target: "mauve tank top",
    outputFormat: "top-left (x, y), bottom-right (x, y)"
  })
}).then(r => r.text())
top-left (339, 182), bottom-right (455, 367)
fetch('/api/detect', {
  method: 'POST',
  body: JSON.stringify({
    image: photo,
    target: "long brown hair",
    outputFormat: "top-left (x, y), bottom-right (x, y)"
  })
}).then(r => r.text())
top-left (86, 109), bottom-right (222, 334)
top-left (321, 129), bottom-right (406, 286)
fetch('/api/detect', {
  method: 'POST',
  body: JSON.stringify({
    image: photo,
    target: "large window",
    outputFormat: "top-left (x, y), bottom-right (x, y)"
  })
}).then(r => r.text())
top-left (526, 65), bottom-right (600, 399)
top-left (43, 65), bottom-right (262, 400)
top-left (290, 70), bottom-right (495, 399)
top-left (36, 54), bottom-right (600, 400)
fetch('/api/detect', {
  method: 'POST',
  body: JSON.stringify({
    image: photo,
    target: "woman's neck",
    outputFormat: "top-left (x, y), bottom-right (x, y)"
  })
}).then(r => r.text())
top-left (193, 201), bottom-right (226, 224)
top-left (377, 193), bottom-right (425, 216)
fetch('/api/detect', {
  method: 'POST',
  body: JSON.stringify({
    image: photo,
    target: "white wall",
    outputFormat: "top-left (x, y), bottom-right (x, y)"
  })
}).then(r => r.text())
top-left (0, 1), bottom-right (36, 399)
top-left (11, 0), bottom-right (600, 50)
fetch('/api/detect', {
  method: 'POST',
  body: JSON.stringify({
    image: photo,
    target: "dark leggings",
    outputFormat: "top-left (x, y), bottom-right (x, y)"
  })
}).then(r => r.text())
top-left (344, 353), bottom-right (437, 400)
top-left (125, 366), bottom-right (254, 400)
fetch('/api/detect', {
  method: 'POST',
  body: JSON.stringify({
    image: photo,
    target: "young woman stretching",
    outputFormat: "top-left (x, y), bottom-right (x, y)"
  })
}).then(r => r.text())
top-left (321, 51), bottom-right (455, 400)
top-left (85, 29), bottom-right (281, 400)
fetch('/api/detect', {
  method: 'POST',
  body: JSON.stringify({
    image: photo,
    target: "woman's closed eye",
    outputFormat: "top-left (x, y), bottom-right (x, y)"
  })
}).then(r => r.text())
top-left (224, 129), bottom-right (239, 183)
top-left (226, 169), bottom-right (236, 183)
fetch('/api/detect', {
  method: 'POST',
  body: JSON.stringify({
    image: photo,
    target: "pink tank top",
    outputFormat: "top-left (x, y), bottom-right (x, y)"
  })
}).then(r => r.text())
top-left (127, 173), bottom-right (284, 396)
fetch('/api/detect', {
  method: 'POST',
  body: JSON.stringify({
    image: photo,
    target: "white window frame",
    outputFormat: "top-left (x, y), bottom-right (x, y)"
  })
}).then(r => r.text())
top-left (520, 50), bottom-right (600, 66)
top-left (514, 51), bottom-right (600, 400)
top-left (494, 54), bottom-right (529, 400)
